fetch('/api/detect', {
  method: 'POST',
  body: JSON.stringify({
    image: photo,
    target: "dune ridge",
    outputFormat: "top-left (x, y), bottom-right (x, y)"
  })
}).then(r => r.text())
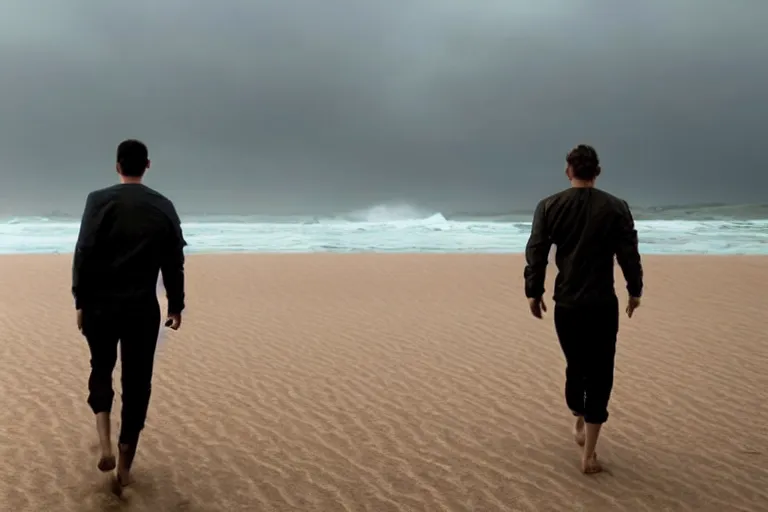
top-left (1, 254), bottom-right (766, 511)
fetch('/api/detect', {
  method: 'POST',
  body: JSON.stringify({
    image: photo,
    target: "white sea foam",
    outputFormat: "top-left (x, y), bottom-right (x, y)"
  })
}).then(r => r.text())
top-left (1, 212), bottom-right (767, 254)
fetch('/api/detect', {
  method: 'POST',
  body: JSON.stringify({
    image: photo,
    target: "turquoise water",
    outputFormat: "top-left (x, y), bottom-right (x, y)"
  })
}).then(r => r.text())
top-left (1, 212), bottom-right (767, 254)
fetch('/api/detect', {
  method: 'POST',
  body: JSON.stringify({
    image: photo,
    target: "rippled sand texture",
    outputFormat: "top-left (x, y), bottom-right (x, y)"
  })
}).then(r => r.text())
top-left (1, 254), bottom-right (767, 512)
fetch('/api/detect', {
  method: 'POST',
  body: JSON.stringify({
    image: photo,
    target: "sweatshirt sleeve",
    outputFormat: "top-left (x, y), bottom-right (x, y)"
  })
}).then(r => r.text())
top-left (523, 199), bottom-right (552, 299)
top-left (160, 202), bottom-right (187, 315)
top-left (72, 192), bottom-right (100, 309)
top-left (615, 200), bottom-right (643, 298)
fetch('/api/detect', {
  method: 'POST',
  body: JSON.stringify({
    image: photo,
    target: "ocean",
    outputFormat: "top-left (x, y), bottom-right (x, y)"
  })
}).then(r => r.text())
top-left (1, 204), bottom-right (767, 255)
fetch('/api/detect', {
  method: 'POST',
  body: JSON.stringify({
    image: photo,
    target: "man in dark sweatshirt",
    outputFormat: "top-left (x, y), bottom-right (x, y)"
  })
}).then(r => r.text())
top-left (72, 139), bottom-right (186, 491)
top-left (523, 144), bottom-right (643, 474)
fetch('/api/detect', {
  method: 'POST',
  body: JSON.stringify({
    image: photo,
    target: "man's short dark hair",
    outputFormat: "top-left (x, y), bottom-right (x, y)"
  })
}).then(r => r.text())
top-left (566, 144), bottom-right (601, 180)
top-left (116, 139), bottom-right (149, 177)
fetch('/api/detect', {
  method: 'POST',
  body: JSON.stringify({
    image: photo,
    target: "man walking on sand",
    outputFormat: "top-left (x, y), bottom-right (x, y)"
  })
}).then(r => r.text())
top-left (523, 144), bottom-right (643, 474)
top-left (72, 139), bottom-right (186, 492)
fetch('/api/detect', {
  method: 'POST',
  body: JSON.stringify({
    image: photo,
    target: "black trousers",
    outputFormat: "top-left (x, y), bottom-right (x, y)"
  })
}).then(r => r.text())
top-left (82, 299), bottom-right (161, 446)
top-left (553, 297), bottom-right (619, 425)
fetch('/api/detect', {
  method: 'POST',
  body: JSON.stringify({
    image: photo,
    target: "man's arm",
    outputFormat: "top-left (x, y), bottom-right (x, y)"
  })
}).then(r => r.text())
top-left (615, 201), bottom-right (643, 298)
top-left (161, 202), bottom-right (186, 316)
top-left (72, 192), bottom-right (100, 310)
top-left (523, 200), bottom-right (552, 299)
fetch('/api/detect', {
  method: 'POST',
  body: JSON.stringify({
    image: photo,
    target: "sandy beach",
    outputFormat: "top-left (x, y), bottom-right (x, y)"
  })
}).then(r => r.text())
top-left (0, 254), bottom-right (766, 512)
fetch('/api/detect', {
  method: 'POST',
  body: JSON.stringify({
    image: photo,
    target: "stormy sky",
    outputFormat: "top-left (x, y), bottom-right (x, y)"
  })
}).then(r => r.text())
top-left (0, 0), bottom-right (766, 216)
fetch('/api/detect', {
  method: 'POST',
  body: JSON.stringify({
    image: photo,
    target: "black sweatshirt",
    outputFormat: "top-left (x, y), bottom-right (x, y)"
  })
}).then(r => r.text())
top-left (523, 187), bottom-right (643, 307)
top-left (72, 183), bottom-right (186, 315)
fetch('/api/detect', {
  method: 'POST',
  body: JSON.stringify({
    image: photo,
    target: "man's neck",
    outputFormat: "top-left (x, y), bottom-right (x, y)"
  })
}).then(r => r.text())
top-left (119, 176), bottom-right (143, 185)
top-left (571, 179), bottom-right (595, 188)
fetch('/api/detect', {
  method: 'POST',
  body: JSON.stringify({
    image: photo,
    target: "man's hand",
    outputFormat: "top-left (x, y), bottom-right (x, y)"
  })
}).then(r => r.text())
top-left (164, 313), bottom-right (182, 330)
top-left (76, 309), bottom-right (83, 333)
top-left (626, 296), bottom-right (641, 318)
top-left (528, 297), bottom-right (547, 319)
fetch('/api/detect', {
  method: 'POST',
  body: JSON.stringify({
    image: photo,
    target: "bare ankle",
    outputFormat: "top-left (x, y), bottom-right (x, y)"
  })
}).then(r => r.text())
top-left (95, 413), bottom-right (113, 453)
top-left (118, 443), bottom-right (137, 473)
top-left (573, 416), bottom-right (586, 446)
top-left (582, 422), bottom-right (603, 456)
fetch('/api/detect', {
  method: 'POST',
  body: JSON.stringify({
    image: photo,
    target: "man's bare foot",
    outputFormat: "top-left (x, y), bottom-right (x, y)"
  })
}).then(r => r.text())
top-left (111, 464), bottom-right (132, 496)
top-left (111, 474), bottom-right (129, 497)
top-left (95, 413), bottom-right (115, 472)
top-left (97, 454), bottom-right (116, 472)
top-left (111, 443), bottom-right (136, 495)
top-left (573, 416), bottom-right (586, 447)
top-left (581, 452), bottom-right (603, 474)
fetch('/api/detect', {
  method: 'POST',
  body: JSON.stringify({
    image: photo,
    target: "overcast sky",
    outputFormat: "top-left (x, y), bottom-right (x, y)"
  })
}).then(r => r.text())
top-left (0, 0), bottom-right (766, 215)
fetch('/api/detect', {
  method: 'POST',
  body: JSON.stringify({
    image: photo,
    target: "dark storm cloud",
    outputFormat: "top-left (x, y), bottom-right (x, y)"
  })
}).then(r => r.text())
top-left (0, 0), bottom-right (766, 215)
